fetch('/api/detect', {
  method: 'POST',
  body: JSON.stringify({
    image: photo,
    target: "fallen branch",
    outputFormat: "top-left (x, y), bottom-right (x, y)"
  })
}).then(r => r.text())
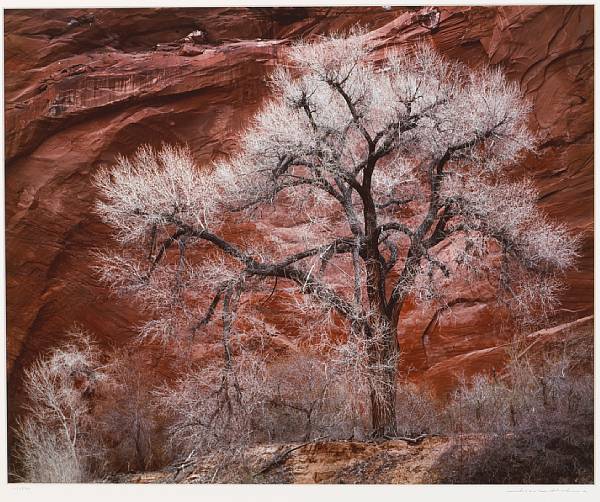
top-left (170, 448), bottom-right (197, 480)
top-left (253, 436), bottom-right (329, 477)
top-left (383, 433), bottom-right (439, 444)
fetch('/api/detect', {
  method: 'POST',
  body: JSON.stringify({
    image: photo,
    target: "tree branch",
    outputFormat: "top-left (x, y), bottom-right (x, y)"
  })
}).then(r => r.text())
top-left (378, 222), bottom-right (413, 238)
top-left (375, 197), bottom-right (413, 210)
top-left (331, 81), bottom-right (374, 151)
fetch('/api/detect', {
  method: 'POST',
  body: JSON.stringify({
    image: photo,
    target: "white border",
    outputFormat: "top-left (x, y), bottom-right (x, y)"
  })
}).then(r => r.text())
top-left (1, 1), bottom-right (598, 501)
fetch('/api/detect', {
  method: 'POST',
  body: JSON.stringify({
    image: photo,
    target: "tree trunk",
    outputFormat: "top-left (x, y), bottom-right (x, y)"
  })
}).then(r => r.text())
top-left (367, 321), bottom-right (400, 437)
top-left (370, 368), bottom-right (397, 437)
top-left (361, 198), bottom-right (401, 437)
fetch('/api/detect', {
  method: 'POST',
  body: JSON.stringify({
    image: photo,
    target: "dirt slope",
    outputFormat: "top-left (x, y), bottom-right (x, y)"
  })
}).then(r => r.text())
top-left (113, 436), bottom-right (458, 484)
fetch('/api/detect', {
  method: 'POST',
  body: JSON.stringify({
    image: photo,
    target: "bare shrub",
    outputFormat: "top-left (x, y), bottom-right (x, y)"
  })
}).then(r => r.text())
top-left (94, 347), bottom-right (171, 473)
top-left (433, 402), bottom-right (593, 484)
top-left (259, 355), bottom-right (331, 441)
top-left (154, 351), bottom-right (370, 481)
top-left (444, 339), bottom-right (593, 436)
top-left (13, 418), bottom-right (87, 483)
top-left (156, 353), bottom-right (337, 447)
top-left (12, 331), bottom-right (177, 481)
top-left (394, 380), bottom-right (439, 437)
top-left (261, 354), bottom-right (366, 441)
top-left (432, 339), bottom-right (593, 483)
top-left (154, 354), bottom-right (267, 467)
top-left (12, 328), bottom-right (108, 482)
top-left (443, 373), bottom-right (512, 434)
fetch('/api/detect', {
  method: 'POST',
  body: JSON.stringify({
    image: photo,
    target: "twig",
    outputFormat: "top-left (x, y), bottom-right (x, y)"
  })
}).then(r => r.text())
top-left (210, 465), bottom-right (221, 483)
top-left (170, 448), bottom-right (197, 480)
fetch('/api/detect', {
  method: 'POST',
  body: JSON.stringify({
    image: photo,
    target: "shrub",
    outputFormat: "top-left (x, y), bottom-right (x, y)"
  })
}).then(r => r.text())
top-left (94, 347), bottom-right (171, 473)
top-left (12, 328), bottom-right (107, 482)
top-left (431, 340), bottom-right (593, 483)
top-left (12, 331), bottom-right (174, 481)
top-left (394, 380), bottom-right (439, 437)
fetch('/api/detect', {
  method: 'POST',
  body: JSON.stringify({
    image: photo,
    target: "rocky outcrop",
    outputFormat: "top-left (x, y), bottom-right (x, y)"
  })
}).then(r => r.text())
top-left (112, 436), bottom-right (458, 483)
top-left (5, 6), bottom-right (593, 423)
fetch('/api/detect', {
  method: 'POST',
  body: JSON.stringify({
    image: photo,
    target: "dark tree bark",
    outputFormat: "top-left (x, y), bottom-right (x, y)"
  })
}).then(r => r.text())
top-left (367, 320), bottom-right (400, 437)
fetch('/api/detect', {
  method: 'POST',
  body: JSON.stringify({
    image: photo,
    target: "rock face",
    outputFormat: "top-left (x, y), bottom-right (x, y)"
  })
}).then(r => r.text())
top-left (5, 6), bottom-right (593, 426)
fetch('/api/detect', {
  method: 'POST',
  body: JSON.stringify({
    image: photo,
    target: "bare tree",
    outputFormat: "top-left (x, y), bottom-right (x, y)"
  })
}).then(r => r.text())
top-left (13, 328), bottom-right (108, 482)
top-left (97, 348), bottom-right (160, 472)
top-left (93, 32), bottom-right (579, 437)
top-left (154, 353), bottom-right (270, 468)
top-left (263, 354), bottom-right (355, 441)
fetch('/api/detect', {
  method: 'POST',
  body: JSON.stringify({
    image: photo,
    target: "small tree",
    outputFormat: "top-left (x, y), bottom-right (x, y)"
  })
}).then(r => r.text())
top-left (93, 32), bottom-right (578, 437)
top-left (13, 328), bottom-right (107, 482)
top-left (97, 348), bottom-right (160, 472)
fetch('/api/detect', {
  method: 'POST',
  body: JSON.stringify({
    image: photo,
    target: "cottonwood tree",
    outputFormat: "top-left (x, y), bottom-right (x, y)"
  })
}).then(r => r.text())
top-left (93, 32), bottom-right (579, 437)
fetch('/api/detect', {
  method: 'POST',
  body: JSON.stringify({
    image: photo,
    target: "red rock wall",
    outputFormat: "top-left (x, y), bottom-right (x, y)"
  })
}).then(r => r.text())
top-left (5, 6), bottom-right (593, 419)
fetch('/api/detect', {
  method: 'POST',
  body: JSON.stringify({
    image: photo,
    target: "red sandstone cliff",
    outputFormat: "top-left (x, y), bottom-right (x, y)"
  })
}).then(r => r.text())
top-left (5, 6), bottom-right (593, 418)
